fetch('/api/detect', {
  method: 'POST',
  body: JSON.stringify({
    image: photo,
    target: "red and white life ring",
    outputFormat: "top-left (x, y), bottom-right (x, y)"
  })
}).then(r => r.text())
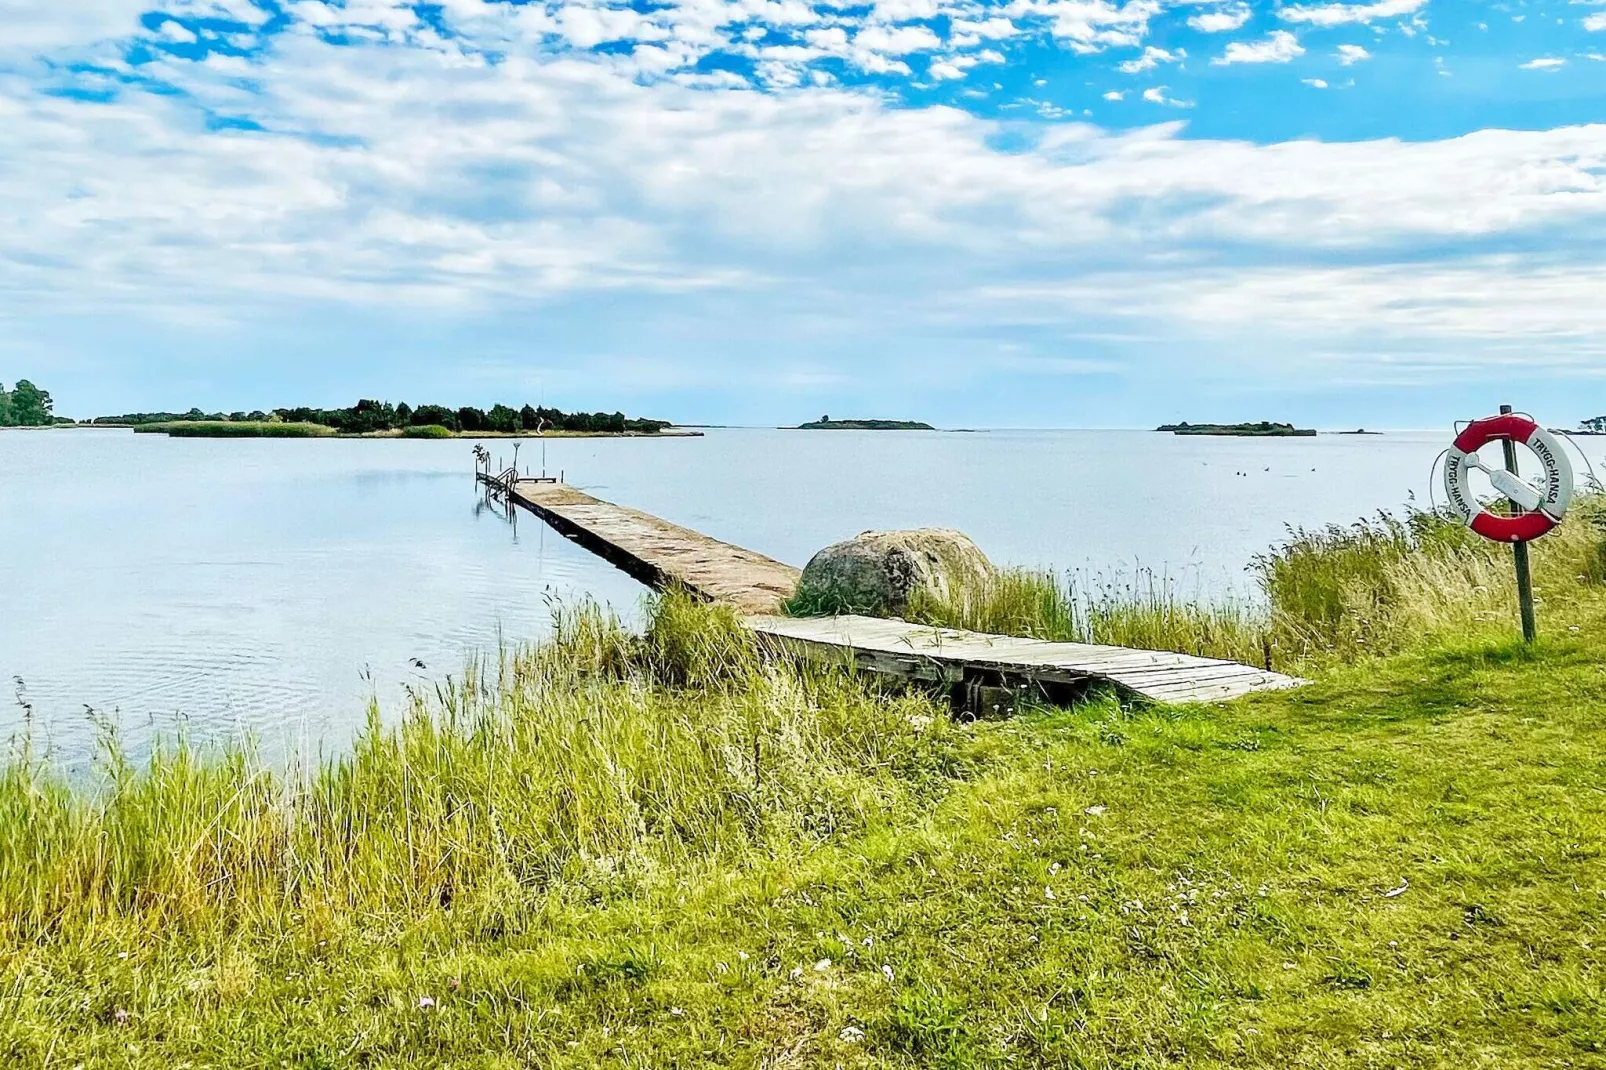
top-left (1443, 414), bottom-right (1574, 543)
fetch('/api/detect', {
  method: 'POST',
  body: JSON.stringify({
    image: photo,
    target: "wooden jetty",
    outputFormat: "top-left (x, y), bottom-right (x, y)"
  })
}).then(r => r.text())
top-left (487, 474), bottom-right (1305, 706)
top-left (750, 614), bottom-right (1302, 706)
top-left (498, 478), bottom-right (802, 615)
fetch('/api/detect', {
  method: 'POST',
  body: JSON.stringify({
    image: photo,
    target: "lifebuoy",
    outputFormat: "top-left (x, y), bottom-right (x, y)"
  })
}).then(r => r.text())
top-left (1443, 414), bottom-right (1573, 542)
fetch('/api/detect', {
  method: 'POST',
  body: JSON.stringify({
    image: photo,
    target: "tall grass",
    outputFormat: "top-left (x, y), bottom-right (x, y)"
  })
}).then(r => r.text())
top-left (0, 593), bottom-right (955, 941)
top-left (900, 495), bottom-right (1606, 671)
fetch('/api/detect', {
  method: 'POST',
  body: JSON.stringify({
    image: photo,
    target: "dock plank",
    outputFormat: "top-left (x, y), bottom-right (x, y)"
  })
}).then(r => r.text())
top-left (494, 478), bottom-right (1305, 704)
top-left (747, 614), bottom-right (1303, 703)
top-left (506, 480), bottom-right (802, 614)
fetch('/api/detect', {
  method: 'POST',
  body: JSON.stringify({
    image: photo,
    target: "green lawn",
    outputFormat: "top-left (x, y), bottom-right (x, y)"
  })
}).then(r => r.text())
top-left (4, 583), bottom-right (1604, 1067)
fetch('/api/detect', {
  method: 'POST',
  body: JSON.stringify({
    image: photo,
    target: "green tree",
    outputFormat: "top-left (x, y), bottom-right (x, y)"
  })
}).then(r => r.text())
top-left (411, 404), bottom-right (458, 431)
top-left (0, 385), bottom-right (12, 426)
top-left (488, 404), bottom-right (520, 433)
top-left (9, 380), bottom-right (53, 426)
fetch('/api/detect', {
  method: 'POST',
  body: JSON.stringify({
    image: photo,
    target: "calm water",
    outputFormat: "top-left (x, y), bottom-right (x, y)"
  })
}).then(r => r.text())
top-left (3, 425), bottom-right (1537, 762)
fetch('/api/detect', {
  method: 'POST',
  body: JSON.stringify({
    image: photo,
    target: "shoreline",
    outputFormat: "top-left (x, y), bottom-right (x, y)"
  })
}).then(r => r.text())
top-left (113, 422), bottom-right (705, 439)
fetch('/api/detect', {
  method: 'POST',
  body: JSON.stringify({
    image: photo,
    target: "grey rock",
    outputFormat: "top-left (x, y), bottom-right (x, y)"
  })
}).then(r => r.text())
top-left (795, 529), bottom-right (994, 616)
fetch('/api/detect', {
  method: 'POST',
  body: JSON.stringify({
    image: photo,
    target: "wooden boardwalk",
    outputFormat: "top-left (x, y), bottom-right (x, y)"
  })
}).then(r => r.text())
top-left (749, 614), bottom-right (1303, 705)
top-left (495, 478), bottom-right (1305, 705)
top-left (504, 479), bottom-right (801, 614)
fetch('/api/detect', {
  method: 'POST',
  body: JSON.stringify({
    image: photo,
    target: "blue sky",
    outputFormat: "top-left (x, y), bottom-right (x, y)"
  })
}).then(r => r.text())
top-left (2, 0), bottom-right (1604, 427)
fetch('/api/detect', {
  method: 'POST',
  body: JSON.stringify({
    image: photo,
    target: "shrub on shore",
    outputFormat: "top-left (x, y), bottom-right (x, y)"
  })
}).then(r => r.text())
top-left (401, 423), bottom-right (454, 439)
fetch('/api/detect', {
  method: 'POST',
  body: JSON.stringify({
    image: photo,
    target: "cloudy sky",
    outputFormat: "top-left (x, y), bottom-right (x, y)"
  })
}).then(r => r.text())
top-left (2, 0), bottom-right (1604, 426)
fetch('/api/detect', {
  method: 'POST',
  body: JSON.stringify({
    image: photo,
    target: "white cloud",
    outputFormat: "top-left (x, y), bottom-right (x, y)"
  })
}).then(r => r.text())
top-left (1520, 57), bottom-right (1566, 70)
top-left (1280, 0), bottom-right (1426, 27)
top-left (852, 25), bottom-right (942, 55)
top-left (871, 0), bottom-right (942, 21)
top-left (1189, 5), bottom-right (1251, 33)
top-left (930, 51), bottom-right (1004, 79)
top-left (949, 16), bottom-right (1019, 48)
top-left (1118, 46), bottom-right (1180, 73)
top-left (1303, 78), bottom-right (1328, 88)
top-left (1215, 30), bottom-right (1305, 65)
top-left (1585, 12), bottom-right (1606, 31)
top-left (1103, 89), bottom-right (1124, 99)
top-left (160, 21), bottom-right (200, 44)
top-left (1, 0), bottom-right (150, 58)
top-left (1003, 0), bottom-right (1161, 54)
top-left (1141, 85), bottom-right (1191, 106)
top-left (1336, 44), bottom-right (1371, 64)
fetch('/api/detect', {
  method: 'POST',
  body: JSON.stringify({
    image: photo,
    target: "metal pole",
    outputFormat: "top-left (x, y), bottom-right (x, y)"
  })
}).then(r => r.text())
top-left (1499, 403), bottom-right (1538, 643)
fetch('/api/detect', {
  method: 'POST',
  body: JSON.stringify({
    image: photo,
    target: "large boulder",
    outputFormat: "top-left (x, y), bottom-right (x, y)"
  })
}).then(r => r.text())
top-left (795, 529), bottom-right (994, 617)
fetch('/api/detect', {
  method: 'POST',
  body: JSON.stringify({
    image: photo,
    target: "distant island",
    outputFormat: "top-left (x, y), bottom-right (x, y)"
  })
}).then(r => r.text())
top-left (93, 400), bottom-right (694, 438)
top-left (1337, 428), bottom-right (1382, 435)
top-left (794, 416), bottom-right (935, 430)
top-left (1157, 421), bottom-right (1317, 438)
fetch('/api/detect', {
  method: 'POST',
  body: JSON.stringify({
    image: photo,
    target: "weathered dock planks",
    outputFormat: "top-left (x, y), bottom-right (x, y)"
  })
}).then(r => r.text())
top-left (747, 614), bottom-right (1305, 705)
top-left (505, 479), bottom-right (802, 614)
top-left (495, 478), bottom-right (1306, 705)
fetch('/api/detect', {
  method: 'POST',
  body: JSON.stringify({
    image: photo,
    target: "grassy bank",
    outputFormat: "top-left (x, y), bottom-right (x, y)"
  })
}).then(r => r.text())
top-left (4, 508), bottom-right (1606, 1066)
top-left (133, 420), bottom-right (337, 438)
top-left (902, 499), bottom-right (1606, 674)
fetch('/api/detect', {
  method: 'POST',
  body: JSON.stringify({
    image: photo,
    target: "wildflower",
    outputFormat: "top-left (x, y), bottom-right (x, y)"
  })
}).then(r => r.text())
top-left (670, 1007), bottom-right (684, 1017)
top-left (417, 997), bottom-right (436, 1011)
top-left (881, 964), bottom-right (895, 983)
top-left (1044, 886), bottom-right (1056, 901)
top-left (1085, 805), bottom-right (1106, 817)
top-left (814, 959), bottom-right (832, 972)
top-left (789, 966), bottom-right (803, 980)
top-left (839, 1025), bottom-right (866, 1043)
top-left (737, 950), bottom-right (750, 962)
top-left (113, 1008), bottom-right (131, 1026)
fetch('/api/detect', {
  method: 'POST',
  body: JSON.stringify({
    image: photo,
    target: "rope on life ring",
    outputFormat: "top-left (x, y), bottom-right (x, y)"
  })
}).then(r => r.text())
top-left (1443, 413), bottom-right (1573, 543)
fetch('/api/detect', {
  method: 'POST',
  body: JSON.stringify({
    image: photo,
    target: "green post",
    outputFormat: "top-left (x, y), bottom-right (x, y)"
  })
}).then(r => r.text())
top-left (1499, 404), bottom-right (1538, 644)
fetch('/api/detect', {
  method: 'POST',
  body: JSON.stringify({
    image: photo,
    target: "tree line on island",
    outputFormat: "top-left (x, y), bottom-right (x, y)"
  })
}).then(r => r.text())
top-left (92, 399), bottom-right (672, 435)
top-left (0, 381), bottom-right (57, 426)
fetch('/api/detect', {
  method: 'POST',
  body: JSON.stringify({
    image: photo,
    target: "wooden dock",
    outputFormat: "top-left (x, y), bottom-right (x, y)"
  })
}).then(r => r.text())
top-left (749, 614), bottom-right (1303, 705)
top-left (492, 477), bottom-right (1304, 705)
top-left (502, 479), bottom-right (802, 615)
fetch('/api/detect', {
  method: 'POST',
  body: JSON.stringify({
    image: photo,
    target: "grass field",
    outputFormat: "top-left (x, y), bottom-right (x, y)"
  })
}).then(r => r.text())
top-left (3, 507), bottom-right (1605, 1067)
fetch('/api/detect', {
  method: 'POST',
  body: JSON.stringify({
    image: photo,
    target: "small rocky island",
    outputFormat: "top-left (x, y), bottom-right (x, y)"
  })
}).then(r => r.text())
top-left (1157, 421), bottom-right (1317, 437)
top-left (795, 416), bottom-right (936, 430)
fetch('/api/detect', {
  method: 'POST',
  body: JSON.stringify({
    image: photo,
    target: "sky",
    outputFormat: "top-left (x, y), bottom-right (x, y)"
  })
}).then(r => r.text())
top-left (0, 0), bottom-right (1603, 428)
